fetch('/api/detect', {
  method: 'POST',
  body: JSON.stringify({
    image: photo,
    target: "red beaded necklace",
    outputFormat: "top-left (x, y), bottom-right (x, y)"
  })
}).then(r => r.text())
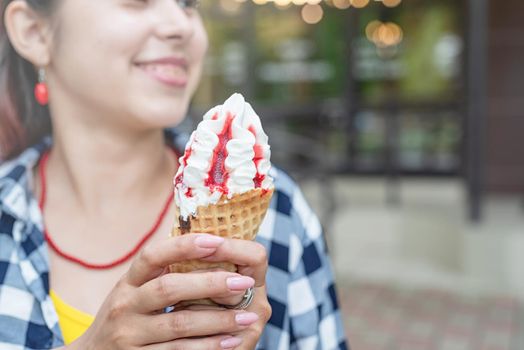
top-left (38, 149), bottom-right (175, 270)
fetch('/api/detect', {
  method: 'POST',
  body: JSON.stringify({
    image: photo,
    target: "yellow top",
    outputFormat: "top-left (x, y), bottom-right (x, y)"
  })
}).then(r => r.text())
top-left (49, 290), bottom-right (94, 345)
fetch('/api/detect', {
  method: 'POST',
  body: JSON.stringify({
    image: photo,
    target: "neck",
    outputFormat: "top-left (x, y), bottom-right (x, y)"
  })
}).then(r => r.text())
top-left (45, 119), bottom-right (176, 216)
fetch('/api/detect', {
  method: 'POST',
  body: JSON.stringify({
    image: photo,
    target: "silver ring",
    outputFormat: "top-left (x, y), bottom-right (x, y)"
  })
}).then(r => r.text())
top-left (226, 287), bottom-right (255, 310)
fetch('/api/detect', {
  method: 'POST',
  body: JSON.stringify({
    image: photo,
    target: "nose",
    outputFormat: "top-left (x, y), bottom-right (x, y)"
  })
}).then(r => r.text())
top-left (153, 0), bottom-right (195, 43)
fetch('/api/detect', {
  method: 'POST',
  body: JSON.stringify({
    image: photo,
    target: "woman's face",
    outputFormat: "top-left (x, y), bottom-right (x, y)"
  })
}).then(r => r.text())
top-left (48, 0), bottom-right (208, 129)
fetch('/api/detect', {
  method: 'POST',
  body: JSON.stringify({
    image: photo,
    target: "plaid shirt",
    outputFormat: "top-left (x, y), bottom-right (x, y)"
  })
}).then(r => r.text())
top-left (0, 132), bottom-right (348, 350)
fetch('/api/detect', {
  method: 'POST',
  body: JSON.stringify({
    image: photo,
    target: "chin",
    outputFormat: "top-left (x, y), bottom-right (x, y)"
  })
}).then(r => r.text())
top-left (137, 108), bottom-right (188, 130)
top-left (131, 96), bottom-right (190, 128)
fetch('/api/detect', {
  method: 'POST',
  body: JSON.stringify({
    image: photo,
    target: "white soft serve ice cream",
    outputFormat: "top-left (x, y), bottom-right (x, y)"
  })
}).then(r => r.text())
top-left (174, 93), bottom-right (273, 220)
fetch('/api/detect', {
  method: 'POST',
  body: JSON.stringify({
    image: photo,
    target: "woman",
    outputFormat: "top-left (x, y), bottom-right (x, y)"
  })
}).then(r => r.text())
top-left (0, 0), bottom-right (348, 349)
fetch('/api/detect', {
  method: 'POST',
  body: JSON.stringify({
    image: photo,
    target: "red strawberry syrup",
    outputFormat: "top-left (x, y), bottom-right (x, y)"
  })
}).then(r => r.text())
top-left (248, 125), bottom-right (266, 189)
top-left (204, 113), bottom-right (234, 194)
top-left (177, 116), bottom-right (271, 199)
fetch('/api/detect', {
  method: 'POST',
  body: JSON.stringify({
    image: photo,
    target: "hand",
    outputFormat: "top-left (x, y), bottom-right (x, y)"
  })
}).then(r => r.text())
top-left (233, 285), bottom-right (272, 350)
top-left (199, 238), bottom-right (273, 349)
top-left (70, 234), bottom-right (262, 350)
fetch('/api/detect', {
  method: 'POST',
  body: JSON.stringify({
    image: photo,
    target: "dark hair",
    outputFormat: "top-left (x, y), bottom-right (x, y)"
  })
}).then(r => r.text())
top-left (0, 0), bottom-right (56, 160)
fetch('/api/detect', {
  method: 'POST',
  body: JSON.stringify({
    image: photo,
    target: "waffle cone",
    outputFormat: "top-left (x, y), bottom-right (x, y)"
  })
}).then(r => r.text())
top-left (169, 188), bottom-right (273, 306)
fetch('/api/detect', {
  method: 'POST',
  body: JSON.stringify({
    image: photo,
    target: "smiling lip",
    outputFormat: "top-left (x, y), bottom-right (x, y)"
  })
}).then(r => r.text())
top-left (136, 57), bottom-right (189, 87)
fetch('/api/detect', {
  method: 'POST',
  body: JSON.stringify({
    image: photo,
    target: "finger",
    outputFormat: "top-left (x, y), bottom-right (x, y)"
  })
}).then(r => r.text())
top-left (235, 329), bottom-right (259, 350)
top-left (144, 335), bottom-right (243, 350)
top-left (200, 239), bottom-right (268, 286)
top-left (211, 292), bottom-right (245, 307)
top-left (211, 274), bottom-right (258, 307)
top-left (126, 234), bottom-right (225, 286)
top-left (135, 271), bottom-right (255, 312)
top-left (228, 286), bottom-right (272, 350)
top-left (138, 309), bottom-right (259, 344)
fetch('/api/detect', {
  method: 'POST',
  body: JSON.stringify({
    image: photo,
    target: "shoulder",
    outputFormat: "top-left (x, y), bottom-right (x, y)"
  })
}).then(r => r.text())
top-left (259, 166), bottom-right (324, 279)
top-left (270, 167), bottom-right (322, 243)
top-left (0, 141), bottom-right (46, 188)
top-left (0, 143), bottom-right (45, 234)
top-left (268, 167), bottom-right (296, 217)
top-left (271, 166), bottom-right (298, 198)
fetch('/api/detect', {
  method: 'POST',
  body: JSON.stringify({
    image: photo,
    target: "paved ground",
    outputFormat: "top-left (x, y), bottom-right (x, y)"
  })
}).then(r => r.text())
top-left (338, 280), bottom-right (523, 350)
top-left (299, 176), bottom-right (524, 349)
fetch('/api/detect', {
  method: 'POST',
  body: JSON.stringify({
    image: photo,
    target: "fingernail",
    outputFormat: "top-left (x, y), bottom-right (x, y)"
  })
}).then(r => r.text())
top-left (194, 234), bottom-right (224, 248)
top-left (226, 276), bottom-right (255, 291)
top-left (221, 336), bottom-right (242, 349)
top-left (235, 312), bottom-right (259, 326)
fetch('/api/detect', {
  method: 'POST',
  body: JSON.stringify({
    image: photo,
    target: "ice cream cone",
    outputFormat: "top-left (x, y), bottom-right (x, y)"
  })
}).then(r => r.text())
top-left (170, 188), bottom-right (273, 274)
top-left (169, 93), bottom-right (274, 307)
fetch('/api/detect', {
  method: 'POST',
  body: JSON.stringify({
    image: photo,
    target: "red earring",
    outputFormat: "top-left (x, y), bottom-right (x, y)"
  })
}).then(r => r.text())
top-left (34, 68), bottom-right (48, 106)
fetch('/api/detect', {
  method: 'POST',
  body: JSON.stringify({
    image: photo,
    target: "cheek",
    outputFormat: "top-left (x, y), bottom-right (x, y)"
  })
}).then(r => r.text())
top-left (187, 16), bottom-right (208, 64)
top-left (187, 26), bottom-right (209, 86)
top-left (194, 25), bottom-right (209, 59)
top-left (55, 4), bottom-right (138, 65)
top-left (52, 14), bottom-right (143, 92)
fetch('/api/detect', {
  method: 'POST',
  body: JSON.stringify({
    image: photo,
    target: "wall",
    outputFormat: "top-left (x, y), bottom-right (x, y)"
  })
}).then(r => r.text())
top-left (486, 0), bottom-right (524, 193)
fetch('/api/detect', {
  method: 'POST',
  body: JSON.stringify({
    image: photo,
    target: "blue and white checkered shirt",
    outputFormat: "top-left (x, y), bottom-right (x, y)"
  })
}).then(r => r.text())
top-left (0, 132), bottom-right (348, 350)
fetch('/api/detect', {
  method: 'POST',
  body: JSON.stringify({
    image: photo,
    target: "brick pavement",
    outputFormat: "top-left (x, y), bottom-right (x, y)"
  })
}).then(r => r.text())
top-left (338, 281), bottom-right (523, 350)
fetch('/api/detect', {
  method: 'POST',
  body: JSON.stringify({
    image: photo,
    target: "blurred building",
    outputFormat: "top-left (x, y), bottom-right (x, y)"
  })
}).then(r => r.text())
top-left (485, 0), bottom-right (524, 193)
top-left (192, 0), bottom-right (524, 219)
top-left (191, 3), bottom-right (524, 348)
